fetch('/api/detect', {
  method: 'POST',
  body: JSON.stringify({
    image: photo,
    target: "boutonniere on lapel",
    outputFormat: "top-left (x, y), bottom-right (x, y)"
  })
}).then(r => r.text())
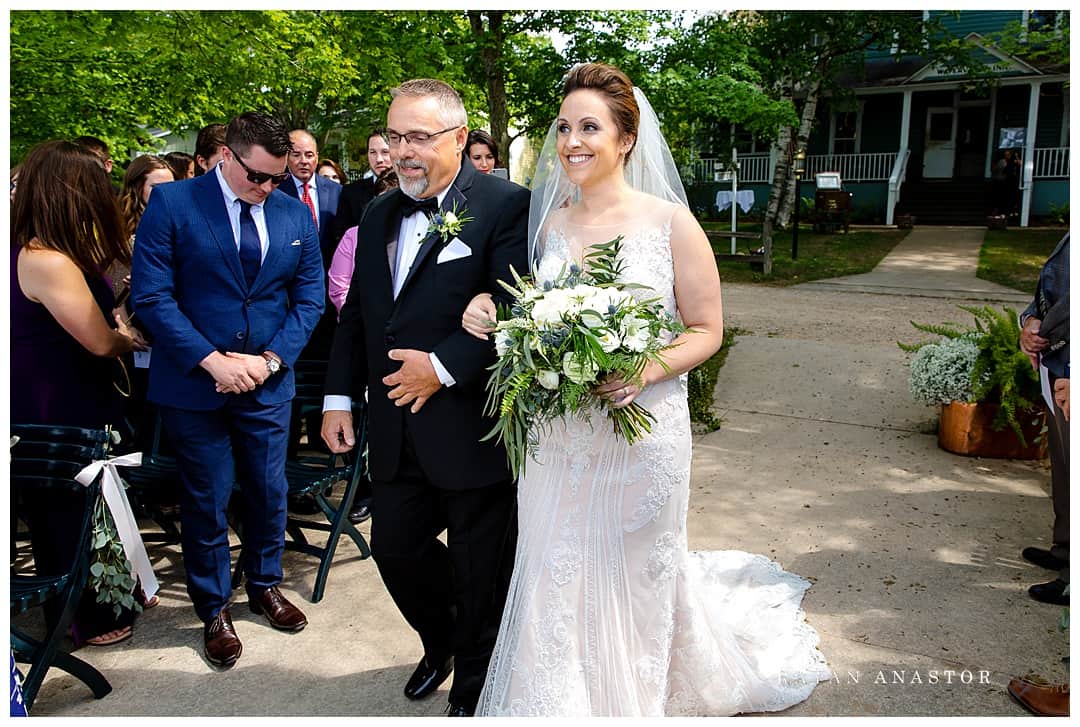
top-left (427, 201), bottom-right (474, 244)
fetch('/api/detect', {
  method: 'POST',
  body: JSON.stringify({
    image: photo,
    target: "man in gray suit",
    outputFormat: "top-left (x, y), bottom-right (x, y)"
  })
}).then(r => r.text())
top-left (1018, 233), bottom-right (1069, 606)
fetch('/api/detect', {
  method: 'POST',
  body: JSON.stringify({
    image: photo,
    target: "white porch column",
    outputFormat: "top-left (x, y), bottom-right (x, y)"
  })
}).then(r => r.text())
top-left (1021, 80), bottom-right (1042, 227)
top-left (887, 89), bottom-right (913, 225)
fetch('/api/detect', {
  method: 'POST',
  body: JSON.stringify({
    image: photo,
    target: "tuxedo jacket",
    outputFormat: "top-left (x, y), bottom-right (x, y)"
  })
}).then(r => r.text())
top-left (131, 173), bottom-right (325, 410)
top-left (331, 176), bottom-right (378, 245)
top-left (325, 161), bottom-right (529, 489)
top-left (279, 173), bottom-right (343, 266)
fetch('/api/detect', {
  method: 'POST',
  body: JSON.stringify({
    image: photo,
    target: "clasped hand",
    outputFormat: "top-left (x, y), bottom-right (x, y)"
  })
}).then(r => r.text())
top-left (206, 351), bottom-right (269, 394)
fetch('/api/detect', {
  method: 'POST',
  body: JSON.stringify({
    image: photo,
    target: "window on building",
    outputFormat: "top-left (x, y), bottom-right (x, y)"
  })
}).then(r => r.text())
top-left (833, 111), bottom-right (858, 155)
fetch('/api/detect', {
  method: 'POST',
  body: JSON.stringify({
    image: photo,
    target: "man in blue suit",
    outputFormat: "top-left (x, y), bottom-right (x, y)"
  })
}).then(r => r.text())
top-left (132, 112), bottom-right (324, 669)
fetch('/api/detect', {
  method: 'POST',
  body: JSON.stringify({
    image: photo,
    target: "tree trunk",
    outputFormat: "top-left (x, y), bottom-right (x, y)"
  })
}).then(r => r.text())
top-left (468, 11), bottom-right (511, 174)
top-left (777, 76), bottom-right (821, 227)
top-left (764, 79), bottom-right (794, 233)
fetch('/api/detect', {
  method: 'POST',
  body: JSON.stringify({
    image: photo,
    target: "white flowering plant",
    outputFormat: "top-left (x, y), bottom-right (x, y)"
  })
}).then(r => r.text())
top-left (482, 236), bottom-right (685, 476)
top-left (907, 335), bottom-right (985, 405)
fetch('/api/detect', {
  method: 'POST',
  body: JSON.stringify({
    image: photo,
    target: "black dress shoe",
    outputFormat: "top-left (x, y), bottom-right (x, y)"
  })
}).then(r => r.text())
top-left (404, 655), bottom-right (454, 700)
top-left (446, 703), bottom-right (474, 717)
top-left (348, 498), bottom-right (372, 524)
top-left (1022, 547), bottom-right (1068, 572)
top-left (1029, 578), bottom-right (1070, 605)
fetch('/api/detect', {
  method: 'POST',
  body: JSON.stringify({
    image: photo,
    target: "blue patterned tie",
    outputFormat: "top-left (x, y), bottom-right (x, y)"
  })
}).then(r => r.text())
top-left (238, 200), bottom-right (262, 287)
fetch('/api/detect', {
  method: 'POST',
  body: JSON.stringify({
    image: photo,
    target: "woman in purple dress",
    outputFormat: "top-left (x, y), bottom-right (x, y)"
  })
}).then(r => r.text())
top-left (11, 140), bottom-right (148, 646)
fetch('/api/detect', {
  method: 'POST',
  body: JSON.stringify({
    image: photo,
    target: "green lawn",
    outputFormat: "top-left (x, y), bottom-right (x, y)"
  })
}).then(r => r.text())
top-left (700, 221), bottom-right (908, 285)
top-left (978, 228), bottom-right (1065, 293)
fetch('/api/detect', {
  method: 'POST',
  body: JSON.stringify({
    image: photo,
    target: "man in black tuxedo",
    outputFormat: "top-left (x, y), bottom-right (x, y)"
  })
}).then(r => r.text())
top-left (331, 127), bottom-right (393, 245)
top-left (321, 79), bottom-right (528, 717)
top-left (1018, 233), bottom-right (1069, 605)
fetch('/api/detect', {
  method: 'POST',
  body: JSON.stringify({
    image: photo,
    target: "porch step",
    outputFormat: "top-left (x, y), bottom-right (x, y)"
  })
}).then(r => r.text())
top-left (895, 181), bottom-right (998, 225)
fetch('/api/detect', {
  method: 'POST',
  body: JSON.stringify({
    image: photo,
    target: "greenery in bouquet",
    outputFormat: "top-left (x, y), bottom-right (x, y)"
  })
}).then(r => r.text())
top-left (900, 304), bottom-right (1042, 444)
top-left (483, 236), bottom-right (686, 476)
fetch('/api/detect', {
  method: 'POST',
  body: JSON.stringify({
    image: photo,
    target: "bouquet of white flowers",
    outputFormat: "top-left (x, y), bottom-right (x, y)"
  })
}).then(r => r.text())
top-left (483, 236), bottom-right (685, 476)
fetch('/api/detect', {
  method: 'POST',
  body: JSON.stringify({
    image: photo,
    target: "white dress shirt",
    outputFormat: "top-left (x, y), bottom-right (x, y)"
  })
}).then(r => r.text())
top-left (216, 164), bottom-right (269, 260)
top-left (292, 175), bottom-right (320, 228)
top-left (322, 183), bottom-right (459, 415)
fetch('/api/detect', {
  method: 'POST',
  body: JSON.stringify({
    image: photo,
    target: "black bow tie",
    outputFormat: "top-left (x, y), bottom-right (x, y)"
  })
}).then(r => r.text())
top-left (401, 195), bottom-right (439, 218)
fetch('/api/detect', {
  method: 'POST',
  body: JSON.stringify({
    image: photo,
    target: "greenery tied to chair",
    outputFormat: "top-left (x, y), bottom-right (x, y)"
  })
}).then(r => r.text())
top-left (89, 494), bottom-right (142, 617)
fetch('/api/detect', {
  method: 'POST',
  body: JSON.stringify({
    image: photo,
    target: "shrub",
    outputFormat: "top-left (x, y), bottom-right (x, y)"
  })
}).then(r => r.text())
top-left (908, 335), bottom-right (984, 405)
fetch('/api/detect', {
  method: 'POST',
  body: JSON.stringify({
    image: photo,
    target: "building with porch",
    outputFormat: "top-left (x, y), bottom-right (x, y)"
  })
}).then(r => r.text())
top-left (691, 10), bottom-right (1069, 227)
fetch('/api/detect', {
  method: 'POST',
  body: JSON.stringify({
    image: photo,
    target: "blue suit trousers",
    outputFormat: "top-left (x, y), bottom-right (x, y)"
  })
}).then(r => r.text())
top-left (161, 397), bottom-right (290, 622)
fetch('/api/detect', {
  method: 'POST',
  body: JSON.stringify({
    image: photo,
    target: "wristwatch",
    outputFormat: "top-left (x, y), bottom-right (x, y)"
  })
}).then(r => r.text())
top-left (262, 351), bottom-right (282, 375)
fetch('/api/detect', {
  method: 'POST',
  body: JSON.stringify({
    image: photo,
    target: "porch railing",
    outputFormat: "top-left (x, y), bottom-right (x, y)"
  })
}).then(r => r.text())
top-left (693, 152), bottom-right (897, 184)
top-left (691, 155), bottom-right (771, 184)
top-left (805, 152), bottom-right (896, 182)
top-left (1033, 147), bottom-right (1070, 178)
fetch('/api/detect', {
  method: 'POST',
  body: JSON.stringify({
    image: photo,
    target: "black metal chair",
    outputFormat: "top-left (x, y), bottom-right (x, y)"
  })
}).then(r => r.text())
top-left (10, 424), bottom-right (115, 710)
top-left (230, 360), bottom-right (372, 602)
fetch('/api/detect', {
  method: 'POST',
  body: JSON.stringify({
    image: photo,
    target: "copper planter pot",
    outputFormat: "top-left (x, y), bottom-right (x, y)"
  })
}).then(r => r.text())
top-left (937, 401), bottom-right (1047, 459)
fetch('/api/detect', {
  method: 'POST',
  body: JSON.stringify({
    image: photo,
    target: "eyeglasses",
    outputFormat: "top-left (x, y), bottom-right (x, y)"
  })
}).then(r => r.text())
top-left (227, 146), bottom-right (290, 185)
top-left (385, 126), bottom-right (462, 148)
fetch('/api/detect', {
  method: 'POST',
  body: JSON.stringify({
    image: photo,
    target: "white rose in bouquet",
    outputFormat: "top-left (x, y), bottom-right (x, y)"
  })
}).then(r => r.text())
top-left (596, 329), bottom-right (621, 353)
top-left (562, 351), bottom-right (599, 385)
top-left (537, 370), bottom-right (561, 390)
top-left (621, 316), bottom-right (651, 352)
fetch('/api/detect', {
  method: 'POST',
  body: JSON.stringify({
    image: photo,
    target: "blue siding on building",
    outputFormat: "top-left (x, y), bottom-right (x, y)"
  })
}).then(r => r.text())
top-left (934, 9), bottom-right (1023, 37)
top-left (1031, 181), bottom-right (1069, 217)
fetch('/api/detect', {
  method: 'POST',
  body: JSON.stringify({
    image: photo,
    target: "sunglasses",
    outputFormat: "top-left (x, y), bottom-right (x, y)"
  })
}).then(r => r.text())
top-left (227, 146), bottom-right (290, 186)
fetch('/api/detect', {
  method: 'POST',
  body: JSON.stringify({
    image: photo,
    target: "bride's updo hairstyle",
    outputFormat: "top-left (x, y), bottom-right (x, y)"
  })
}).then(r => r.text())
top-left (562, 62), bottom-right (639, 159)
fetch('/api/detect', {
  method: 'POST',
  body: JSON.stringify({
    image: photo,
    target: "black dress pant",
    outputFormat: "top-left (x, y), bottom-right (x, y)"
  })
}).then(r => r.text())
top-left (1047, 375), bottom-right (1070, 582)
top-left (370, 429), bottom-right (516, 710)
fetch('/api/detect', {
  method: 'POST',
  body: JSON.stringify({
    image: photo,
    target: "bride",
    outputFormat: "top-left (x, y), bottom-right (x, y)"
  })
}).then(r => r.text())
top-left (461, 62), bottom-right (830, 716)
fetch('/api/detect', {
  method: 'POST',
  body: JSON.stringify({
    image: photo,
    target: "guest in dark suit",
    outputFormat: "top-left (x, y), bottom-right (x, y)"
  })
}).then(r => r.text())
top-left (279, 129), bottom-right (342, 260)
top-left (330, 127), bottom-right (393, 245)
top-left (1019, 232), bottom-right (1069, 605)
top-left (321, 79), bottom-right (528, 717)
top-left (132, 112), bottom-right (325, 669)
top-left (279, 130), bottom-right (342, 363)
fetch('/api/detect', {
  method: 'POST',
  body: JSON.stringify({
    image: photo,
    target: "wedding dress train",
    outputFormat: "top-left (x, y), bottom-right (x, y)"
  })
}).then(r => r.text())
top-left (477, 207), bottom-right (831, 716)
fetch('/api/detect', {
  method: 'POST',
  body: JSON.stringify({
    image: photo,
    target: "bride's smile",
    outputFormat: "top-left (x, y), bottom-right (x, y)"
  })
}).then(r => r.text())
top-left (556, 88), bottom-right (634, 190)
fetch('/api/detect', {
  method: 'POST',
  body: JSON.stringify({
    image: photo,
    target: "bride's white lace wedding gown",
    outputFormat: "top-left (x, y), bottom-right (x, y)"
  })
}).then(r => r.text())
top-left (476, 204), bottom-right (831, 717)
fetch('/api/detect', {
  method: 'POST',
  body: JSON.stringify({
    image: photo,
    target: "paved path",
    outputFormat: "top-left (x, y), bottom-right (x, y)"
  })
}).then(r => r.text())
top-left (798, 226), bottom-right (1031, 303)
top-left (24, 227), bottom-right (1062, 717)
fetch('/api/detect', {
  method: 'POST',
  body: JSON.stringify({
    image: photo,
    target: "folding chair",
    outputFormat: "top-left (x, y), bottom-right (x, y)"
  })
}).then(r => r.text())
top-left (10, 424), bottom-right (115, 710)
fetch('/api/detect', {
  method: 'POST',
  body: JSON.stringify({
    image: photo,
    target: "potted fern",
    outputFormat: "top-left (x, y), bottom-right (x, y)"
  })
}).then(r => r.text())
top-left (901, 305), bottom-right (1046, 459)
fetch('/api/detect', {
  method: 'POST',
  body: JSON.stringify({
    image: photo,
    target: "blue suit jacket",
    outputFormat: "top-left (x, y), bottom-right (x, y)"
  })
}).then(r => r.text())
top-left (279, 173), bottom-right (342, 265)
top-left (131, 173), bottom-right (325, 410)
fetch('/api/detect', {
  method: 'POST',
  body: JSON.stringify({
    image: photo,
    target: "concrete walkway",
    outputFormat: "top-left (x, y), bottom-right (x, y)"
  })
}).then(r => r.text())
top-left (23, 227), bottom-right (1062, 717)
top-left (798, 226), bottom-right (1031, 303)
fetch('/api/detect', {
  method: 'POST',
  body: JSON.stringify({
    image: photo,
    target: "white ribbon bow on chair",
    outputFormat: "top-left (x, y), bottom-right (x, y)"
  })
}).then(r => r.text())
top-left (75, 452), bottom-right (159, 600)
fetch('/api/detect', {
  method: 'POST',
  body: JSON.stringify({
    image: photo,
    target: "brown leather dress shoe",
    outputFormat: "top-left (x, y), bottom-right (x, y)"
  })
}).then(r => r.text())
top-left (248, 585), bottom-right (308, 632)
top-left (1008, 677), bottom-right (1069, 716)
top-left (204, 608), bottom-right (242, 668)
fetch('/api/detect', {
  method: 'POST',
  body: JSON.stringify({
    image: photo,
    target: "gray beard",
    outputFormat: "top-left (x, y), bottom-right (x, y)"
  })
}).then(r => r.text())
top-left (398, 173), bottom-right (429, 198)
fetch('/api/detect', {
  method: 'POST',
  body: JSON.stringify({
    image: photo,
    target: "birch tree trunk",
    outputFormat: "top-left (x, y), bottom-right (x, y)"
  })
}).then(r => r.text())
top-left (777, 76), bottom-right (822, 226)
